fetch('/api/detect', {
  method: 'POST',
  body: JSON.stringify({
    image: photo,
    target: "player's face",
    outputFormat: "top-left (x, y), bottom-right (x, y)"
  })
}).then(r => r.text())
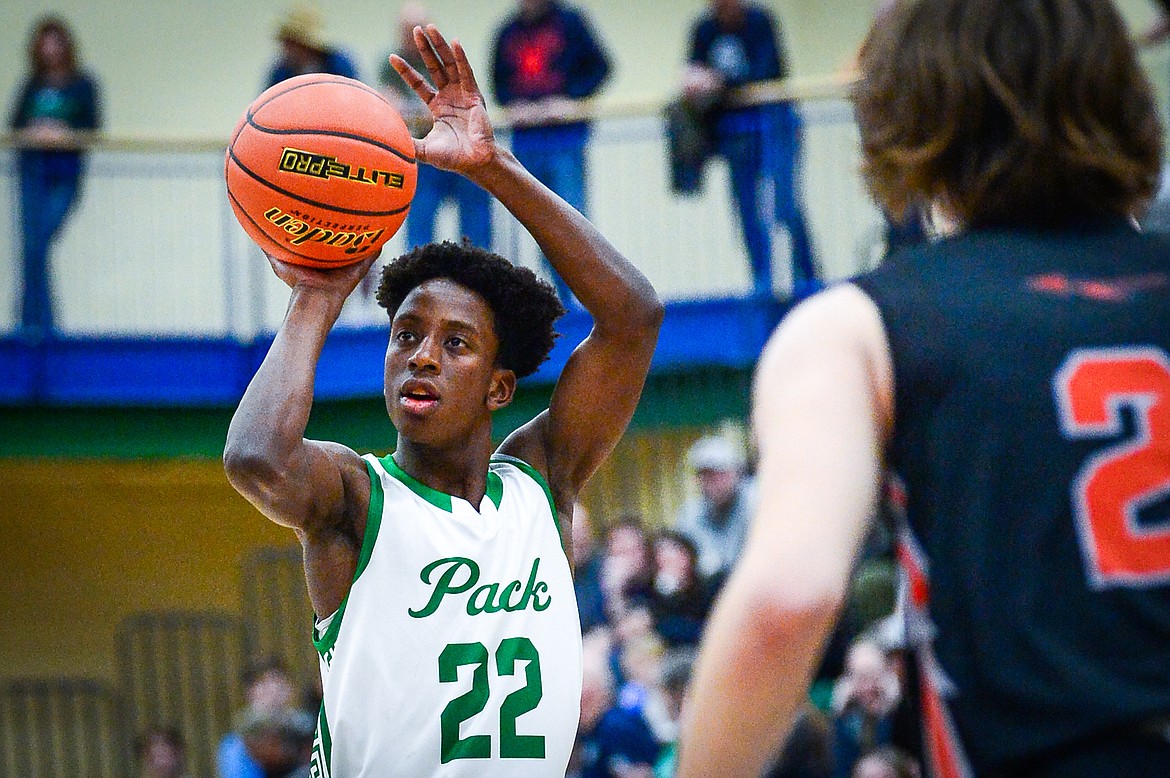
top-left (384, 278), bottom-right (512, 447)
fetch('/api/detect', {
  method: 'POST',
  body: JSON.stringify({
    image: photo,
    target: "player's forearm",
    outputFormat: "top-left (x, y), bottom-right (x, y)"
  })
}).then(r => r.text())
top-left (471, 144), bottom-right (662, 333)
top-left (677, 576), bottom-right (840, 777)
top-left (224, 288), bottom-right (345, 486)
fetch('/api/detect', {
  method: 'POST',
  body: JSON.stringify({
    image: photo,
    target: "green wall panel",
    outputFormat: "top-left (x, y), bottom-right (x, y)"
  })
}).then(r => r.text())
top-left (0, 368), bottom-right (751, 459)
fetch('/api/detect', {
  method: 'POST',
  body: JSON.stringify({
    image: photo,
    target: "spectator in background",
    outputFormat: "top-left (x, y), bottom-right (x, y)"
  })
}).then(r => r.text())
top-left (851, 747), bottom-right (920, 778)
top-left (238, 706), bottom-right (316, 778)
top-left (652, 648), bottom-right (696, 778)
top-left (280, 708), bottom-right (318, 778)
top-left (265, 5), bottom-right (359, 89)
top-left (674, 436), bottom-right (755, 583)
top-left (217, 658), bottom-right (297, 778)
top-left (645, 530), bottom-right (715, 648)
top-left (616, 631), bottom-right (669, 736)
top-left (681, 0), bottom-right (816, 298)
top-left (379, 3), bottom-right (492, 251)
top-left (600, 515), bottom-right (655, 622)
top-left (135, 726), bottom-right (189, 778)
top-left (491, 0), bottom-right (612, 303)
top-left (575, 636), bottom-right (662, 778)
top-left (573, 502), bottom-right (609, 632)
top-left (8, 15), bottom-right (101, 338)
top-left (830, 639), bottom-right (901, 778)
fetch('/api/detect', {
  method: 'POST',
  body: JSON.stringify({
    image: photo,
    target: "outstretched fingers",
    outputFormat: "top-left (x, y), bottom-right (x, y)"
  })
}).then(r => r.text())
top-left (413, 25), bottom-right (449, 89)
top-left (422, 25), bottom-right (460, 84)
top-left (405, 25), bottom-right (480, 99)
top-left (451, 39), bottom-right (483, 97)
top-left (388, 53), bottom-right (436, 104)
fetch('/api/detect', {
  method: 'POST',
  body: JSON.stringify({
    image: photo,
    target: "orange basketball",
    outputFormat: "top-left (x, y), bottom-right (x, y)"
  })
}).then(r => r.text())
top-left (225, 74), bottom-right (418, 268)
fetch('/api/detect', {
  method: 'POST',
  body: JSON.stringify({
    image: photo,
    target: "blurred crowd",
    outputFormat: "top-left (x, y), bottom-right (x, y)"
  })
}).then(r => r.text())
top-left (17, 0), bottom-right (1170, 340)
top-left (11, 0), bottom-right (821, 339)
top-left (135, 657), bottom-right (320, 778)
top-left (564, 434), bottom-right (921, 778)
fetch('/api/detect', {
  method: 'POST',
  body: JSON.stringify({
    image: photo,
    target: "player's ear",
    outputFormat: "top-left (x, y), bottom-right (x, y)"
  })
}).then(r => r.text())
top-left (487, 367), bottom-right (516, 411)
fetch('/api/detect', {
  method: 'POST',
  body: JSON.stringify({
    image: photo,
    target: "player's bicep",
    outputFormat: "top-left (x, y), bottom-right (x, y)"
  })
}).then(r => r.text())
top-left (496, 413), bottom-right (572, 541)
top-left (738, 286), bottom-right (892, 602)
top-left (543, 327), bottom-right (655, 492)
top-left (227, 437), bottom-right (366, 535)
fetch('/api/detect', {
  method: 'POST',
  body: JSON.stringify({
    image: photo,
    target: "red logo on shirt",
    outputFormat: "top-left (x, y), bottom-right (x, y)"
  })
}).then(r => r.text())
top-left (1027, 272), bottom-right (1169, 301)
top-left (506, 28), bottom-right (567, 97)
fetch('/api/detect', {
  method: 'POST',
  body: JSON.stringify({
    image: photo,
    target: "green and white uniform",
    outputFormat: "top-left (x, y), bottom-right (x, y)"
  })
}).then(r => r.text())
top-left (309, 453), bottom-right (582, 777)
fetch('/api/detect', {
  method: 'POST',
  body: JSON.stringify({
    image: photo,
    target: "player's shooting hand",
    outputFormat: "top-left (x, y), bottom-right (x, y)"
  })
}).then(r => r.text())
top-left (264, 250), bottom-right (379, 298)
top-left (389, 24), bottom-right (495, 176)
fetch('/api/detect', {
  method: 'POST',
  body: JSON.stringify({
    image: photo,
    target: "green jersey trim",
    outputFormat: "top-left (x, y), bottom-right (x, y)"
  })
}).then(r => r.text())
top-left (491, 454), bottom-right (559, 533)
top-left (311, 700), bottom-right (333, 777)
top-left (354, 457), bottom-right (385, 583)
top-left (312, 457), bottom-right (385, 657)
top-left (381, 453), bottom-right (505, 512)
top-left (382, 454), bottom-right (453, 512)
top-left (485, 469), bottom-right (504, 510)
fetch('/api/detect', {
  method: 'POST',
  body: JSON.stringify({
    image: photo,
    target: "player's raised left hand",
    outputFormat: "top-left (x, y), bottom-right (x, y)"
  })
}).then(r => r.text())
top-left (389, 25), bottom-right (495, 175)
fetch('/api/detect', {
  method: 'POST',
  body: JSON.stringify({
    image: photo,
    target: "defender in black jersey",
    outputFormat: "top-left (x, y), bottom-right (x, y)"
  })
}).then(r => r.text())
top-left (678, 2), bottom-right (1170, 777)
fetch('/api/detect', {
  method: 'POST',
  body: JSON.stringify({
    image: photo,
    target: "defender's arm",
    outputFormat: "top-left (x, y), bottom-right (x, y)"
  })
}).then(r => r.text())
top-left (677, 286), bottom-right (892, 777)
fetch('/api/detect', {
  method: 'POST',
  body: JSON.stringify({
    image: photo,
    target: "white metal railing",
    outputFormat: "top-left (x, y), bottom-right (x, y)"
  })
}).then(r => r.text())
top-left (0, 96), bottom-right (884, 339)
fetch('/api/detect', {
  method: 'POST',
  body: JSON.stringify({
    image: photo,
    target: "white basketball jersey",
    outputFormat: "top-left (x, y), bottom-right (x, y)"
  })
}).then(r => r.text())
top-left (309, 453), bottom-right (583, 778)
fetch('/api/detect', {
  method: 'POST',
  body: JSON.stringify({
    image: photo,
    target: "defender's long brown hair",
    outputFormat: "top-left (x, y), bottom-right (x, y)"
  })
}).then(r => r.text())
top-left (855, 0), bottom-right (1163, 227)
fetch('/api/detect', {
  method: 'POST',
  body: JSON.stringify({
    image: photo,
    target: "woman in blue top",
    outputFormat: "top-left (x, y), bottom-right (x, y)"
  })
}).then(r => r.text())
top-left (8, 15), bottom-right (102, 336)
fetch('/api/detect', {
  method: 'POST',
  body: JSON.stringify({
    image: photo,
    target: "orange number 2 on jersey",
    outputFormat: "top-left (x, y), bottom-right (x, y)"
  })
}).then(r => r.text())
top-left (1055, 348), bottom-right (1170, 589)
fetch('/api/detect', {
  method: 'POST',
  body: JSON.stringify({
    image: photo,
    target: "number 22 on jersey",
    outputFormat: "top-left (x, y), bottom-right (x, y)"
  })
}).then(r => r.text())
top-left (439, 637), bottom-right (544, 764)
top-left (1054, 347), bottom-right (1170, 588)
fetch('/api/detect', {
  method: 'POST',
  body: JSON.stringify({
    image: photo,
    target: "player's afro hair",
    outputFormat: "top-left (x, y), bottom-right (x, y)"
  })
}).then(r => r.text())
top-left (376, 241), bottom-right (565, 379)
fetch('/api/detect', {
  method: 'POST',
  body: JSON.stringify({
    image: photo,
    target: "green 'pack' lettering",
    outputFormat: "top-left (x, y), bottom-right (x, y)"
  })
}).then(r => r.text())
top-left (408, 557), bottom-right (551, 618)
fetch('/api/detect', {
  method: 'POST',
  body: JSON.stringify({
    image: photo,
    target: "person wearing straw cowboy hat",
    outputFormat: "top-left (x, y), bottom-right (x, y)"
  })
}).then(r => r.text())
top-left (265, 5), bottom-right (360, 89)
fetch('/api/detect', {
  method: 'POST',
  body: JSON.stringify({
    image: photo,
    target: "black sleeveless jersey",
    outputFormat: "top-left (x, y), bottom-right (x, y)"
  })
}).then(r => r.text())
top-left (852, 221), bottom-right (1170, 773)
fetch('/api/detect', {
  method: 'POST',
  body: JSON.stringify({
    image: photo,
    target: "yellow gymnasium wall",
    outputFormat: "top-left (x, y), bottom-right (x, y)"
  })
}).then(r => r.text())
top-left (0, 424), bottom-right (728, 688)
top-left (0, 459), bottom-right (290, 683)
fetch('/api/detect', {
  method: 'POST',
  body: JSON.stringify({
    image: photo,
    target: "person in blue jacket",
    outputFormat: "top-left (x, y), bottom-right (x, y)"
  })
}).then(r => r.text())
top-left (491, 0), bottom-right (611, 303)
top-left (683, 0), bottom-right (816, 298)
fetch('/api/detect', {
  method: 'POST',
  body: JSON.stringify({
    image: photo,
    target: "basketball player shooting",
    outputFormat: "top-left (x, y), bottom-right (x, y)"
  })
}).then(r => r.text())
top-left (223, 25), bottom-right (662, 777)
top-left (677, 0), bottom-right (1170, 776)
